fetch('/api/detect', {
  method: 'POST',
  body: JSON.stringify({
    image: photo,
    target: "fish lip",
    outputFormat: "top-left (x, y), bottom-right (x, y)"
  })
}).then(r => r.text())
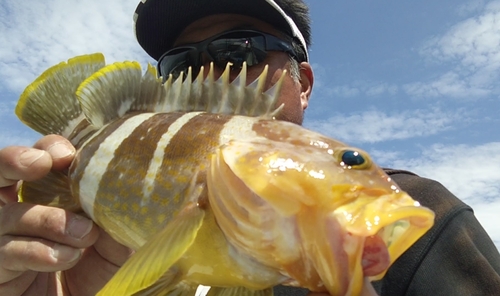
top-left (333, 191), bottom-right (435, 280)
top-left (336, 191), bottom-right (434, 235)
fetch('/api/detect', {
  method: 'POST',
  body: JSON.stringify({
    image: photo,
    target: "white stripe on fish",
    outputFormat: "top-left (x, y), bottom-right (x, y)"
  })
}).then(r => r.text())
top-left (141, 112), bottom-right (203, 206)
top-left (79, 113), bottom-right (156, 219)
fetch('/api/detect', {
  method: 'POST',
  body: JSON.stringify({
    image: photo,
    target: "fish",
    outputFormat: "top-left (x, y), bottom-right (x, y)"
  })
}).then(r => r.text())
top-left (16, 53), bottom-right (435, 296)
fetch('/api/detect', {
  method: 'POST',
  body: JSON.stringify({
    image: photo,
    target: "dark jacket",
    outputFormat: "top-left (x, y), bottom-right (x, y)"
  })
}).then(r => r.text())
top-left (273, 169), bottom-right (500, 296)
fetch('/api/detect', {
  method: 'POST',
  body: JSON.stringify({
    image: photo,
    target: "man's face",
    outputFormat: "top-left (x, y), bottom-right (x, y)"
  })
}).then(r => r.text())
top-left (171, 14), bottom-right (314, 125)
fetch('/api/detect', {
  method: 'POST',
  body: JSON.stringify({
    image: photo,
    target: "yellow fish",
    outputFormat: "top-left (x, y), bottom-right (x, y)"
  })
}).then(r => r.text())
top-left (16, 53), bottom-right (434, 296)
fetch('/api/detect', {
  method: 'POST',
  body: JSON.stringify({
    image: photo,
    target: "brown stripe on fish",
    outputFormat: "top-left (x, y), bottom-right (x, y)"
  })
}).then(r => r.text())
top-left (66, 117), bottom-right (96, 148)
top-left (73, 113), bottom-right (157, 220)
top-left (90, 112), bottom-right (188, 243)
top-left (146, 113), bottom-right (232, 224)
top-left (69, 114), bottom-right (136, 215)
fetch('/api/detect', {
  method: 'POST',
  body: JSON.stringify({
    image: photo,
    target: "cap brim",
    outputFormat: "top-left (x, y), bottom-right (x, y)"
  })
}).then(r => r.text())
top-left (134, 0), bottom-right (305, 61)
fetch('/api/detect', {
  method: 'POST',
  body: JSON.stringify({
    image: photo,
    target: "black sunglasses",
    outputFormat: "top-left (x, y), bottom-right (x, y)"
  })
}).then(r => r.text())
top-left (157, 29), bottom-right (303, 80)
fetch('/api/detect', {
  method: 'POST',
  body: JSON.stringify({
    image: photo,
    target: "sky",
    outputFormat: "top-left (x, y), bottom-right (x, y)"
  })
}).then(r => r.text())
top-left (0, 0), bottom-right (499, 250)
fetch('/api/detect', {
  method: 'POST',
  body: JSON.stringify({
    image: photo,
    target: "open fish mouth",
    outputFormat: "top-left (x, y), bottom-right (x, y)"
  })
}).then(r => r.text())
top-left (334, 190), bottom-right (435, 279)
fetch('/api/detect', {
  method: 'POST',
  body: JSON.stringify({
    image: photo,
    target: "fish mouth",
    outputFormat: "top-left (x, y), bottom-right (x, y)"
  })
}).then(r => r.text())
top-left (293, 189), bottom-right (434, 295)
top-left (334, 190), bottom-right (435, 280)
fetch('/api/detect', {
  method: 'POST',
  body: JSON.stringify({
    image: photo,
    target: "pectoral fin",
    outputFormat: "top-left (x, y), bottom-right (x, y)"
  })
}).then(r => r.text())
top-left (132, 277), bottom-right (198, 296)
top-left (207, 286), bottom-right (273, 296)
top-left (97, 203), bottom-right (205, 296)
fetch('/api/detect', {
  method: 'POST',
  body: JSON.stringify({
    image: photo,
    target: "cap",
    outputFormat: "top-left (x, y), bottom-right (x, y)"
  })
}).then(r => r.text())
top-left (133, 0), bottom-right (309, 61)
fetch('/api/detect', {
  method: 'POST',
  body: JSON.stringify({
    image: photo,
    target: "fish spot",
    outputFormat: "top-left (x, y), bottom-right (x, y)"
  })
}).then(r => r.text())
top-left (161, 197), bottom-right (171, 206)
top-left (121, 203), bottom-right (128, 211)
top-left (156, 214), bottom-right (167, 224)
top-left (152, 194), bottom-right (160, 203)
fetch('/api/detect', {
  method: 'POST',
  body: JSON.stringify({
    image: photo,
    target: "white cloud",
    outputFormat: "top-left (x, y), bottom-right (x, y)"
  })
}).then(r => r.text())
top-left (310, 63), bottom-right (398, 99)
top-left (365, 83), bottom-right (398, 96)
top-left (411, 0), bottom-right (500, 98)
top-left (0, 0), bottom-right (155, 148)
top-left (315, 81), bottom-right (398, 99)
top-left (0, 0), bottom-right (153, 93)
top-left (469, 202), bottom-right (500, 247)
top-left (403, 71), bottom-right (491, 98)
top-left (421, 1), bottom-right (500, 68)
top-left (388, 142), bottom-right (500, 203)
top-left (304, 108), bottom-right (464, 144)
top-left (324, 85), bottom-right (361, 97)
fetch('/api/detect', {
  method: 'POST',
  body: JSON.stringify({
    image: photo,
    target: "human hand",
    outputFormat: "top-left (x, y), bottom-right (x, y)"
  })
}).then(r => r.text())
top-left (0, 135), bottom-right (132, 295)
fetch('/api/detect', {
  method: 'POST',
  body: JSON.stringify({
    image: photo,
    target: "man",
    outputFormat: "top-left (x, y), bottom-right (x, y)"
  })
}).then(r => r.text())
top-left (0, 0), bottom-right (499, 295)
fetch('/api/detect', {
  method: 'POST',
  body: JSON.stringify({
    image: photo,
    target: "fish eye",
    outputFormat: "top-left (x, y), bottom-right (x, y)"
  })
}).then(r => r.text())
top-left (340, 150), bottom-right (371, 169)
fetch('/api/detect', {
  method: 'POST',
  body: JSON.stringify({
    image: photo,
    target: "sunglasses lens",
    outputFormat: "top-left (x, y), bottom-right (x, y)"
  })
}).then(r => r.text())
top-left (207, 35), bottom-right (267, 69)
top-left (157, 30), bottom-right (295, 81)
top-left (159, 48), bottom-right (199, 79)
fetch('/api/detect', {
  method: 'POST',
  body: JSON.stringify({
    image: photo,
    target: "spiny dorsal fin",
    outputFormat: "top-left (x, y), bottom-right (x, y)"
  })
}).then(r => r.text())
top-left (74, 60), bottom-right (285, 125)
top-left (135, 63), bottom-right (165, 112)
top-left (15, 53), bottom-right (105, 138)
top-left (154, 62), bottom-right (286, 118)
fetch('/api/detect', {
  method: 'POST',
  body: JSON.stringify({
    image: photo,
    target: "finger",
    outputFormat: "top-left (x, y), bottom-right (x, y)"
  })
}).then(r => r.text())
top-left (32, 135), bottom-right (75, 171)
top-left (0, 136), bottom-right (75, 188)
top-left (93, 228), bottom-right (134, 266)
top-left (63, 231), bottom-right (134, 295)
top-left (0, 236), bottom-right (82, 283)
top-left (0, 146), bottom-right (52, 187)
top-left (63, 247), bottom-right (117, 295)
top-left (61, 229), bottom-right (134, 295)
top-left (0, 270), bottom-right (37, 295)
top-left (0, 203), bottom-right (98, 247)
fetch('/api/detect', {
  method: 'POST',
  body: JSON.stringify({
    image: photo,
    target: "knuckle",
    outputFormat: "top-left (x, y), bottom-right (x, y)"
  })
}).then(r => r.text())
top-left (0, 235), bottom-right (55, 271)
top-left (0, 234), bottom-right (12, 251)
top-left (0, 146), bottom-right (24, 171)
top-left (22, 239), bottom-right (51, 263)
top-left (0, 146), bottom-right (52, 184)
top-left (0, 204), bottom-right (66, 238)
top-left (33, 135), bottom-right (71, 151)
top-left (38, 208), bottom-right (66, 235)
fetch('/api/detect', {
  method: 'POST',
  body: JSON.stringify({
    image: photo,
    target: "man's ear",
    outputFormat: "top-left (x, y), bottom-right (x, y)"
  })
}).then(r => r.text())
top-left (299, 62), bottom-right (314, 111)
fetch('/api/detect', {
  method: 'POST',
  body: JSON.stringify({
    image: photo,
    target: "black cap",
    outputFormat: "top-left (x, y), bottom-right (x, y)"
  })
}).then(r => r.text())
top-left (133, 0), bottom-right (309, 61)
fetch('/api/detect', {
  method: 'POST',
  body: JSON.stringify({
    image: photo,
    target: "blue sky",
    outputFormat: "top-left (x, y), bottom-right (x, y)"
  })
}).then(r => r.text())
top-left (0, 0), bottom-right (499, 249)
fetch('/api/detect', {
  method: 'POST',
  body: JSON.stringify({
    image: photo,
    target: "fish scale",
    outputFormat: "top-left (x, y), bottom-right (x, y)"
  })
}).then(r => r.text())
top-left (80, 112), bottom-right (234, 245)
top-left (16, 53), bottom-right (435, 296)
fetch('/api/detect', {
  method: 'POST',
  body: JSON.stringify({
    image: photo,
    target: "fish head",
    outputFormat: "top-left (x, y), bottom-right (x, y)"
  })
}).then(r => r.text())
top-left (214, 121), bottom-right (434, 293)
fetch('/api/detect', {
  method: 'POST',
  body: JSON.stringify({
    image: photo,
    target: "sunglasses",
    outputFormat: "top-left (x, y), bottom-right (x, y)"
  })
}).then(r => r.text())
top-left (157, 29), bottom-right (303, 80)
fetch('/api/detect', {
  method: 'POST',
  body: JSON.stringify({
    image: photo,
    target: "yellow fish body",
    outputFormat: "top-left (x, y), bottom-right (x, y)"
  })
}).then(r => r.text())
top-left (16, 53), bottom-right (434, 296)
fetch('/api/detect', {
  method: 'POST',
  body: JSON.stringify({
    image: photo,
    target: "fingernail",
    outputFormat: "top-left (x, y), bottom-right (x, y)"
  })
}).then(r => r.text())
top-left (47, 142), bottom-right (74, 159)
top-left (51, 244), bottom-right (81, 262)
top-left (67, 215), bottom-right (93, 239)
top-left (19, 149), bottom-right (46, 167)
